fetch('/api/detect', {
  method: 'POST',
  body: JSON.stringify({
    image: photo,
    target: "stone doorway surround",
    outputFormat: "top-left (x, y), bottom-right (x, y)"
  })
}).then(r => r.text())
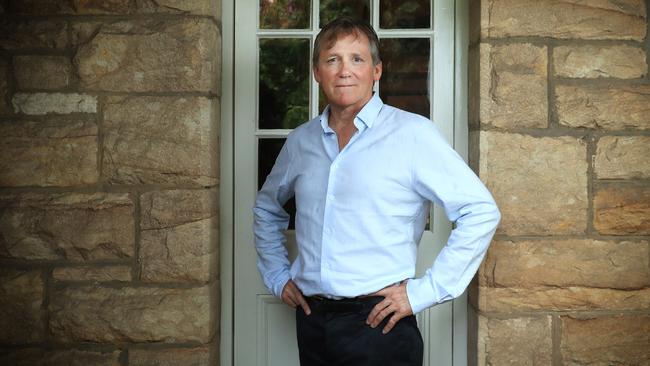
top-left (0, 0), bottom-right (648, 365)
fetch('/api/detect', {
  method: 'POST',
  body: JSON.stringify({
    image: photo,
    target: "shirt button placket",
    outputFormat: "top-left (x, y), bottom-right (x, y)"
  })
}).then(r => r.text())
top-left (321, 159), bottom-right (339, 295)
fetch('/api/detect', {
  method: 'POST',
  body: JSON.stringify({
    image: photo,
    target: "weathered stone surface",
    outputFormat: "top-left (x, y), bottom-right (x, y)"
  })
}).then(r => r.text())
top-left (0, 118), bottom-right (98, 187)
top-left (103, 96), bottom-right (218, 186)
top-left (9, 0), bottom-right (219, 16)
top-left (47, 350), bottom-right (121, 366)
top-left (0, 20), bottom-right (67, 50)
top-left (0, 269), bottom-right (44, 343)
top-left (556, 84), bottom-right (650, 130)
top-left (478, 132), bottom-right (588, 235)
top-left (6, 0), bottom-right (75, 14)
top-left (49, 286), bottom-right (213, 342)
top-left (561, 315), bottom-right (650, 365)
top-left (479, 0), bottom-right (647, 40)
top-left (0, 193), bottom-right (134, 261)
top-left (53, 266), bottom-right (131, 282)
top-left (479, 43), bottom-right (547, 128)
top-left (478, 286), bottom-right (650, 312)
top-left (479, 316), bottom-right (552, 366)
top-left (12, 93), bottom-right (97, 115)
top-left (14, 56), bottom-right (73, 90)
top-left (74, 19), bottom-right (220, 92)
top-left (482, 239), bottom-right (649, 289)
top-left (0, 58), bottom-right (10, 115)
top-left (554, 44), bottom-right (647, 79)
top-left (594, 186), bottom-right (650, 235)
top-left (129, 347), bottom-right (210, 366)
top-left (140, 190), bottom-right (217, 282)
top-left (0, 349), bottom-right (46, 366)
top-left (595, 136), bottom-right (650, 179)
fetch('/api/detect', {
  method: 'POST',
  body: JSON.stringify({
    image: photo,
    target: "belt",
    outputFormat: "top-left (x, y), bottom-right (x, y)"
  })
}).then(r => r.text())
top-left (305, 295), bottom-right (383, 313)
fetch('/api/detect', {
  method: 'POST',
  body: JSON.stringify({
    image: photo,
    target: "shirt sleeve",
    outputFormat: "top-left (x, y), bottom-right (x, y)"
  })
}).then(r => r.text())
top-left (405, 121), bottom-right (500, 314)
top-left (253, 138), bottom-right (295, 298)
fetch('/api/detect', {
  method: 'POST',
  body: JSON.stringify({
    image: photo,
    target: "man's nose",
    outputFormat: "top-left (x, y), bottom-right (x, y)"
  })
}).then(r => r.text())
top-left (338, 60), bottom-right (352, 77)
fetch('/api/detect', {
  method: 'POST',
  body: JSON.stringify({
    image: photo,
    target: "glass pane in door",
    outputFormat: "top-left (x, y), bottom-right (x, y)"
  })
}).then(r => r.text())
top-left (259, 38), bottom-right (311, 129)
top-left (380, 0), bottom-right (430, 29)
top-left (320, 0), bottom-right (370, 26)
top-left (260, 0), bottom-right (311, 29)
top-left (379, 38), bottom-right (430, 118)
top-left (258, 138), bottom-right (297, 229)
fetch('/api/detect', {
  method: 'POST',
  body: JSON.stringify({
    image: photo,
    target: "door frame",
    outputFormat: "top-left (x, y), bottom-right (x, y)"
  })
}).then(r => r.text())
top-left (220, 1), bottom-right (471, 364)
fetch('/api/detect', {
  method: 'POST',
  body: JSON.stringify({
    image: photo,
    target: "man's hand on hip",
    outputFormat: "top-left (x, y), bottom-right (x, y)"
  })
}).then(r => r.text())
top-left (281, 279), bottom-right (311, 315)
top-left (366, 281), bottom-right (413, 334)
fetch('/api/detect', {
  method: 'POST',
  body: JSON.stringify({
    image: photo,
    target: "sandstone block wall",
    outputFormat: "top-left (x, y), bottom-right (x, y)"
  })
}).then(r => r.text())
top-left (469, 0), bottom-right (650, 365)
top-left (0, 1), bottom-right (221, 365)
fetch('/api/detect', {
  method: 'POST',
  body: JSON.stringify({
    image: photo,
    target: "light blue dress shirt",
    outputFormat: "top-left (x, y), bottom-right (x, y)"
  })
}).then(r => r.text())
top-left (254, 94), bottom-right (500, 314)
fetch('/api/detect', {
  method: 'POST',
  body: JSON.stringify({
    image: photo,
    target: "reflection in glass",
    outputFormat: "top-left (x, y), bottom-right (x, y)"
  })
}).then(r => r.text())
top-left (379, 38), bottom-right (430, 118)
top-left (258, 138), bottom-right (296, 229)
top-left (259, 38), bottom-right (310, 129)
top-left (260, 0), bottom-right (311, 29)
top-left (380, 0), bottom-right (430, 29)
top-left (320, 0), bottom-right (370, 26)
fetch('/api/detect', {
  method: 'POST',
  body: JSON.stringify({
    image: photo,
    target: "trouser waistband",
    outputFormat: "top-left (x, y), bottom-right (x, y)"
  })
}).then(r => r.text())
top-left (305, 295), bottom-right (383, 313)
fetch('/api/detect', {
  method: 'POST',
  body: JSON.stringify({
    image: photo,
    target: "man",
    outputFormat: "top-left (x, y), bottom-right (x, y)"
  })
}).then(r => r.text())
top-left (254, 17), bottom-right (500, 366)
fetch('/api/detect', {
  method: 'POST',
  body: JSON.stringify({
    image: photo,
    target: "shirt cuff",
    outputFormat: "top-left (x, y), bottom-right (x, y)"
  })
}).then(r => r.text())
top-left (406, 277), bottom-right (438, 314)
top-left (271, 271), bottom-right (292, 298)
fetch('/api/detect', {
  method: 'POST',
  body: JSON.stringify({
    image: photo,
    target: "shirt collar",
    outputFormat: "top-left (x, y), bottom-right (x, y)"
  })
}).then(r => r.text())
top-left (319, 93), bottom-right (384, 134)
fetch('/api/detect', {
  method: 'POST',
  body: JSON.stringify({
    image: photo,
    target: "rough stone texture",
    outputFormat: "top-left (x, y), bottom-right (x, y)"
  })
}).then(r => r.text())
top-left (482, 239), bottom-right (649, 289)
top-left (103, 96), bottom-right (218, 186)
top-left (480, 316), bottom-right (552, 366)
top-left (0, 193), bottom-right (134, 261)
top-left (129, 347), bottom-right (210, 366)
top-left (53, 266), bottom-right (132, 282)
top-left (478, 43), bottom-right (547, 128)
top-left (7, 0), bottom-right (220, 16)
top-left (595, 136), bottom-right (650, 179)
top-left (0, 118), bottom-right (99, 187)
top-left (594, 186), bottom-right (650, 235)
top-left (479, 0), bottom-right (647, 40)
top-left (0, 58), bottom-right (9, 114)
top-left (74, 19), bottom-right (220, 93)
top-left (12, 93), bottom-right (97, 115)
top-left (0, 20), bottom-right (67, 50)
top-left (46, 350), bottom-right (121, 366)
top-left (554, 44), bottom-right (647, 79)
top-left (0, 349), bottom-right (46, 366)
top-left (140, 190), bottom-right (217, 283)
top-left (478, 131), bottom-right (588, 235)
top-left (0, 269), bottom-right (44, 343)
top-left (14, 55), bottom-right (73, 90)
top-left (478, 286), bottom-right (650, 312)
top-left (556, 84), bottom-right (650, 130)
top-left (49, 285), bottom-right (213, 342)
top-left (561, 315), bottom-right (650, 365)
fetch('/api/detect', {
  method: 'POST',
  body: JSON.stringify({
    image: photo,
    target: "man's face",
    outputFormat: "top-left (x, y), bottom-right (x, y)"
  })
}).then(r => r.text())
top-left (313, 32), bottom-right (382, 113)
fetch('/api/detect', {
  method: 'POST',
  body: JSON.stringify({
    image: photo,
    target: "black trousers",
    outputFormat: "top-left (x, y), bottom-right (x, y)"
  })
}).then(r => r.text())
top-left (295, 296), bottom-right (423, 366)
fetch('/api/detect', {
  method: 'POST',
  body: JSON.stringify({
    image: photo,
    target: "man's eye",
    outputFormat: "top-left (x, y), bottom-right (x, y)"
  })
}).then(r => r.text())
top-left (326, 58), bottom-right (337, 64)
top-left (353, 57), bottom-right (363, 63)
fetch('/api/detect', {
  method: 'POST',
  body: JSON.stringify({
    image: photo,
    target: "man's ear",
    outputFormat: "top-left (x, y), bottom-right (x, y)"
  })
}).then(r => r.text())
top-left (313, 66), bottom-right (321, 83)
top-left (373, 62), bottom-right (383, 82)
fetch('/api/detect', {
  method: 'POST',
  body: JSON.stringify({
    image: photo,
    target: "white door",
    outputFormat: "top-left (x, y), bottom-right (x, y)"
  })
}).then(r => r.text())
top-left (221, 1), bottom-right (470, 365)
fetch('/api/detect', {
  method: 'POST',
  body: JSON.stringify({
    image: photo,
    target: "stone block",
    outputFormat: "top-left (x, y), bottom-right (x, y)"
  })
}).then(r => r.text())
top-left (556, 84), bottom-right (650, 130)
top-left (561, 315), bottom-right (650, 365)
top-left (0, 349), bottom-right (45, 366)
top-left (482, 239), bottom-right (649, 289)
top-left (480, 316), bottom-right (552, 366)
top-left (9, 0), bottom-right (219, 16)
top-left (478, 286), bottom-right (650, 312)
top-left (103, 96), bottom-right (218, 186)
top-left (140, 190), bottom-right (217, 282)
top-left (129, 347), bottom-right (210, 366)
top-left (594, 186), bottom-right (650, 235)
top-left (0, 269), bottom-right (44, 343)
top-left (0, 58), bottom-right (9, 115)
top-left (479, 43), bottom-right (547, 128)
top-left (554, 45), bottom-right (647, 79)
top-left (478, 0), bottom-right (647, 40)
top-left (595, 136), bottom-right (650, 179)
top-left (47, 350), bottom-right (121, 366)
top-left (74, 19), bottom-right (220, 92)
top-left (6, 0), bottom-right (75, 14)
top-left (53, 266), bottom-right (131, 282)
top-left (14, 56), bottom-right (73, 90)
top-left (0, 118), bottom-right (98, 187)
top-left (49, 285), bottom-right (213, 342)
top-left (0, 193), bottom-right (134, 261)
top-left (0, 20), bottom-right (67, 50)
top-left (479, 131), bottom-right (588, 235)
top-left (12, 93), bottom-right (97, 115)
